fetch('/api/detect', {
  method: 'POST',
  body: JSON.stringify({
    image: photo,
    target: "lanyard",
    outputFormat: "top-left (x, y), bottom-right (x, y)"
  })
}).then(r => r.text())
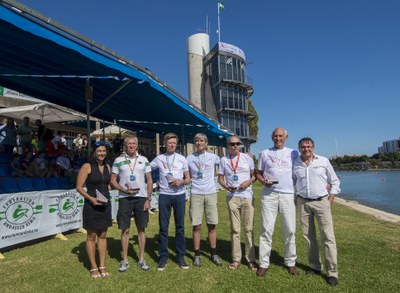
top-left (275, 149), bottom-right (284, 165)
top-left (229, 152), bottom-right (240, 174)
top-left (194, 152), bottom-right (206, 171)
top-left (269, 148), bottom-right (284, 166)
top-left (165, 153), bottom-right (176, 173)
top-left (125, 153), bottom-right (138, 174)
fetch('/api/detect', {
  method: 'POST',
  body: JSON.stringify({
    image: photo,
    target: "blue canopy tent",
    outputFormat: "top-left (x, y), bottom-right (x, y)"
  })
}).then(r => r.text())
top-left (0, 0), bottom-right (232, 148)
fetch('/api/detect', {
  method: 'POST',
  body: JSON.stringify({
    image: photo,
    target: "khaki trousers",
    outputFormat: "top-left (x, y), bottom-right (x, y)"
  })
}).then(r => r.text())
top-left (297, 196), bottom-right (338, 278)
top-left (226, 196), bottom-right (255, 263)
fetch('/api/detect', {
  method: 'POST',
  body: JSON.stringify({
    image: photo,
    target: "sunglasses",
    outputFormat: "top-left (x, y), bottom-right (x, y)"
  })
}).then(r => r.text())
top-left (95, 141), bottom-right (110, 147)
top-left (229, 142), bottom-right (241, 146)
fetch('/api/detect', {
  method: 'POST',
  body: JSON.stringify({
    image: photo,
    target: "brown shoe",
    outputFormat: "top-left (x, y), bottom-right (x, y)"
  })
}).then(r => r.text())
top-left (287, 266), bottom-right (300, 275)
top-left (256, 267), bottom-right (268, 277)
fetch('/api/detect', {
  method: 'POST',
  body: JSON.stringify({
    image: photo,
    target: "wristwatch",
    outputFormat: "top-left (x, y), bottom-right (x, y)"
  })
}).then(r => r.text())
top-left (146, 198), bottom-right (152, 202)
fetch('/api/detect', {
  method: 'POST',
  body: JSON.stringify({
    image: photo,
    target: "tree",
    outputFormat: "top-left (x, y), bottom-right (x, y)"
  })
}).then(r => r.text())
top-left (247, 99), bottom-right (258, 140)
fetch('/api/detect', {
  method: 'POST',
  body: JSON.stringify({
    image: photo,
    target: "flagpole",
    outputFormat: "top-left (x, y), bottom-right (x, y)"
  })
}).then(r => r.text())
top-left (217, 2), bottom-right (221, 43)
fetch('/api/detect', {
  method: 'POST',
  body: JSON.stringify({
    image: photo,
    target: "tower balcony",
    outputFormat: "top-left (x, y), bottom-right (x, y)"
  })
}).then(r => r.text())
top-left (219, 75), bottom-right (254, 97)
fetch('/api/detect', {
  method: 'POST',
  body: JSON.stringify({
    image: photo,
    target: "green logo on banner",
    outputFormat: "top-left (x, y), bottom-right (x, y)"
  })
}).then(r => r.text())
top-left (49, 191), bottom-right (83, 220)
top-left (0, 196), bottom-right (42, 230)
top-left (0, 86), bottom-right (4, 96)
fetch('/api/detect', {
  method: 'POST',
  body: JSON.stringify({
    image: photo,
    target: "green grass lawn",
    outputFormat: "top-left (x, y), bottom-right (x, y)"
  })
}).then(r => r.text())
top-left (1, 182), bottom-right (399, 292)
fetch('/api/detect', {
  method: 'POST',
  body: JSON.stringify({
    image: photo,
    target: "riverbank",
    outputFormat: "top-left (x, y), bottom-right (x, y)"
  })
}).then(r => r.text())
top-left (336, 196), bottom-right (400, 223)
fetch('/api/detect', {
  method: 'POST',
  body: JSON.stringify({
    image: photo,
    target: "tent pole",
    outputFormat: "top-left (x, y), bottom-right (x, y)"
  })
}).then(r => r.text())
top-left (85, 78), bottom-right (93, 151)
top-left (86, 99), bottom-right (91, 151)
top-left (90, 79), bottom-right (132, 115)
top-left (102, 120), bottom-right (105, 141)
top-left (156, 133), bottom-right (160, 156)
top-left (181, 124), bottom-right (186, 156)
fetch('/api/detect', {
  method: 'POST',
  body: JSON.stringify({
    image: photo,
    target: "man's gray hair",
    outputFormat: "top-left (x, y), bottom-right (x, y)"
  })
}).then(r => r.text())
top-left (271, 128), bottom-right (288, 137)
top-left (193, 133), bottom-right (208, 143)
top-left (124, 135), bottom-right (138, 146)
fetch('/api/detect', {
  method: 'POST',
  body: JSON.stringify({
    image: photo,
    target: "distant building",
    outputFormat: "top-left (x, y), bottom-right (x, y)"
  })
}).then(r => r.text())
top-left (187, 34), bottom-right (256, 151)
top-left (378, 139), bottom-right (400, 154)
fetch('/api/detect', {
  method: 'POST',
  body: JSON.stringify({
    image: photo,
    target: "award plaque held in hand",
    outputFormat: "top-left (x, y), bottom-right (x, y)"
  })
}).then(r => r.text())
top-left (125, 182), bottom-right (140, 195)
top-left (95, 189), bottom-right (108, 204)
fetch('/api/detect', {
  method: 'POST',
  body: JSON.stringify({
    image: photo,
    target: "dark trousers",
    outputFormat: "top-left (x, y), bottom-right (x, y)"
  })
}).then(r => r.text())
top-left (158, 193), bottom-right (186, 261)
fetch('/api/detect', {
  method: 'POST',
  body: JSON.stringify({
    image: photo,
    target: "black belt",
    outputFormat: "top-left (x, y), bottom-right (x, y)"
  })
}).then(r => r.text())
top-left (297, 195), bottom-right (327, 201)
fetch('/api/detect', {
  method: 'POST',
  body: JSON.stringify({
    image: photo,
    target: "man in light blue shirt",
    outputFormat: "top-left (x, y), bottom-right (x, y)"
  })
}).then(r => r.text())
top-left (293, 137), bottom-right (341, 286)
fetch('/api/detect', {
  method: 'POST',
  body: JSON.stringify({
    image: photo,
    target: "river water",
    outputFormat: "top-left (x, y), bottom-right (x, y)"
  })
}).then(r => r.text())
top-left (337, 171), bottom-right (400, 216)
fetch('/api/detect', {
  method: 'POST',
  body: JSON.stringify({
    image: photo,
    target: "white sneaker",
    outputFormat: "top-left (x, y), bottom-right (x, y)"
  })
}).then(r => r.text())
top-left (118, 260), bottom-right (129, 272)
top-left (138, 260), bottom-right (150, 271)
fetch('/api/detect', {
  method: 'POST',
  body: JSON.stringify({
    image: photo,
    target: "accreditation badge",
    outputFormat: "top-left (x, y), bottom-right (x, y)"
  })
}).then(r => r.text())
top-left (130, 175), bottom-right (136, 181)
top-left (197, 171), bottom-right (203, 178)
top-left (233, 174), bottom-right (239, 181)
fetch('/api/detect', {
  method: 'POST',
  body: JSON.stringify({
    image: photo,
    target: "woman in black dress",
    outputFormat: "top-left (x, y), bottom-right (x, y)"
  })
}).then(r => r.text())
top-left (76, 142), bottom-right (112, 278)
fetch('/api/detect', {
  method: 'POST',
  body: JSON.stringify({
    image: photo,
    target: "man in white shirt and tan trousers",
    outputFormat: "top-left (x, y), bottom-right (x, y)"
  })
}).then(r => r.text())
top-left (293, 137), bottom-right (341, 287)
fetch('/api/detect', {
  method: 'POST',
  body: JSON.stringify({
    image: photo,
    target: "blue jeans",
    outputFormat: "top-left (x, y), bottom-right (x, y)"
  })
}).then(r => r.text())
top-left (158, 193), bottom-right (186, 261)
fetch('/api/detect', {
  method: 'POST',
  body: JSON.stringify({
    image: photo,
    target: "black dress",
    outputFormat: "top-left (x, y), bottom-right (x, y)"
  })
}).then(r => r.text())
top-left (82, 162), bottom-right (112, 231)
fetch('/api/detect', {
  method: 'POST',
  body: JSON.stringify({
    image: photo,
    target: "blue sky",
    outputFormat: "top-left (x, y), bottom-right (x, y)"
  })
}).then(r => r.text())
top-left (18, 0), bottom-right (400, 157)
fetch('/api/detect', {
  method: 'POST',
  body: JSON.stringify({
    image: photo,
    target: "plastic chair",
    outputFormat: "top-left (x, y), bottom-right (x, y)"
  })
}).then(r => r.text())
top-left (0, 178), bottom-right (19, 193)
top-left (32, 178), bottom-right (47, 191)
top-left (18, 178), bottom-right (35, 192)
top-left (46, 177), bottom-right (59, 189)
top-left (58, 177), bottom-right (73, 189)
top-left (0, 165), bottom-right (10, 177)
top-left (0, 153), bottom-right (8, 164)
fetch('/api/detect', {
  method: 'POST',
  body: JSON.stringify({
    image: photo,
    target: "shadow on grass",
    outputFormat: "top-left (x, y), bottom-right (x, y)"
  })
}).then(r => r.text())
top-left (72, 232), bottom-right (308, 273)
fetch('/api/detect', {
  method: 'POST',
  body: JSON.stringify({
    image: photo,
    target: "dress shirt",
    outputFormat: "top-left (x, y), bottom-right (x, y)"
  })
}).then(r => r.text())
top-left (293, 154), bottom-right (340, 199)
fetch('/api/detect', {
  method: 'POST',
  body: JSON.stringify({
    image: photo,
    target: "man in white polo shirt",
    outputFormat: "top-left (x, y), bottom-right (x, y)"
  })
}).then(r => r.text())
top-left (218, 135), bottom-right (257, 271)
top-left (151, 133), bottom-right (191, 271)
top-left (293, 137), bottom-right (341, 286)
top-left (110, 135), bottom-right (153, 273)
top-left (187, 133), bottom-right (222, 267)
top-left (256, 128), bottom-right (299, 277)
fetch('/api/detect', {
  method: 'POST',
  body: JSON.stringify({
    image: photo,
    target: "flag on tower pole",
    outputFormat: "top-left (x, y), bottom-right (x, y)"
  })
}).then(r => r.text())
top-left (217, 2), bottom-right (225, 43)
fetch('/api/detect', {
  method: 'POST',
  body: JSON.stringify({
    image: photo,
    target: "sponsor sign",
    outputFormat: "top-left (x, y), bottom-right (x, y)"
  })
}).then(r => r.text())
top-left (218, 42), bottom-right (246, 61)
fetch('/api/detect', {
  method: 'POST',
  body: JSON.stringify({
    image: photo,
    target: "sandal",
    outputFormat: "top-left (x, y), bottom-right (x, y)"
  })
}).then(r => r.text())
top-left (99, 266), bottom-right (110, 278)
top-left (228, 261), bottom-right (240, 270)
top-left (248, 262), bottom-right (258, 272)
top-left (90, 268), bottom-right (101, 279)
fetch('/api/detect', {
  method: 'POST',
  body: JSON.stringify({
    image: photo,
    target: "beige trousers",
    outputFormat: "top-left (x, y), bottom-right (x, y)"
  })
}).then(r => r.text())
top-left (297, 196), bottom-right (338, 278)
top-left (226, 196), bottom-right (255, 263)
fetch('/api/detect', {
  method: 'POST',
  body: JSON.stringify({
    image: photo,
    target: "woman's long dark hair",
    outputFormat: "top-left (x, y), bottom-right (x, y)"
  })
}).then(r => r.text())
top-left (87, 142), bottom-right (110, 165)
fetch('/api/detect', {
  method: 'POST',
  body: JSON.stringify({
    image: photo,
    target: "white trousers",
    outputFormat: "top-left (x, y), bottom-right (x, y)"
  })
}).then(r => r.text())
top-left (259, 191), bottom-right (297, 268)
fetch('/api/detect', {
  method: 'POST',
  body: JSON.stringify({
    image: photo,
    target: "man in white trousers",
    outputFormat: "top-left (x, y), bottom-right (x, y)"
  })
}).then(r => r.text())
top-left (256, 128), bottom-right (299, 277)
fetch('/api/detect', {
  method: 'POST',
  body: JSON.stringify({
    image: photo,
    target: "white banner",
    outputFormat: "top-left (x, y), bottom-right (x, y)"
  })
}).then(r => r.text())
top-left (0, 86), bottom-right (36, 100)
top-left (0, 189), bottom-right (120, 249)
top-left (218, 42), bottom-right (246, 61)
